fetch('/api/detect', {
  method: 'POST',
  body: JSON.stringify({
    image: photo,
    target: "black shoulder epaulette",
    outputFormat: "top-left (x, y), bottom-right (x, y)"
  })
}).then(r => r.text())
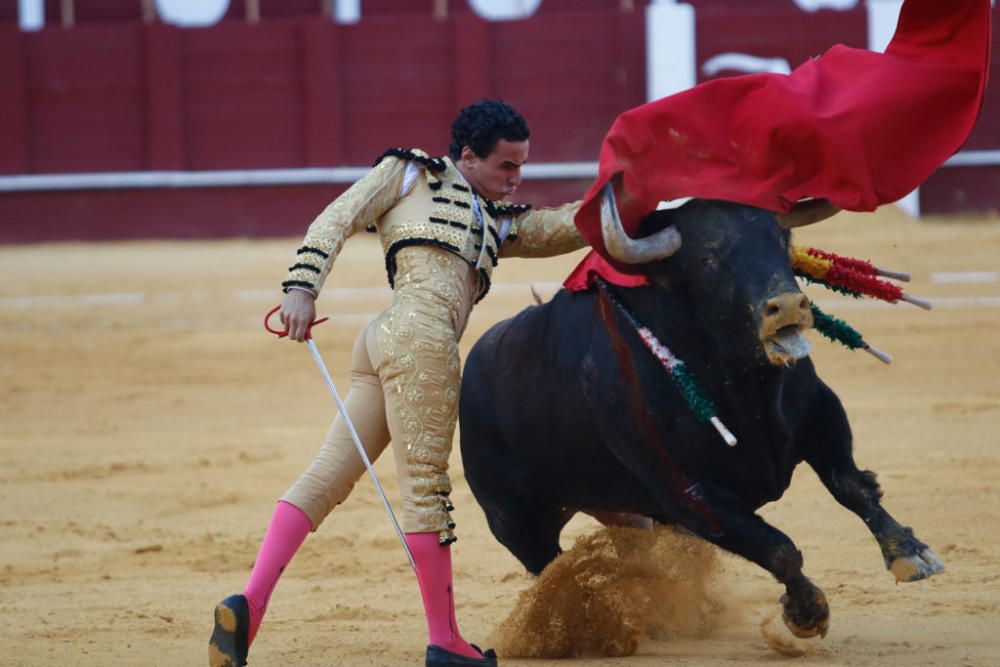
top-left (373, 148), bottom-right (447, 173)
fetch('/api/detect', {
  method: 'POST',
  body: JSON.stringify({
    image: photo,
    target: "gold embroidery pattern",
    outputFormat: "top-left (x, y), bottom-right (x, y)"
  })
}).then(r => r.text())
top-left (374, 246), bottom-right (476, 536)
top-left (380, 159), bottom-right (503, 302)
top-left (283, 157), bottom-right (406, 294)
top-left (499, 200), bottom-right (586, 259)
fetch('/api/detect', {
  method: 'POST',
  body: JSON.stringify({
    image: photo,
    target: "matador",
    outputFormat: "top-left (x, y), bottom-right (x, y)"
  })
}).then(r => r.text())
top-left (210, 100), bottom-right (586, 667)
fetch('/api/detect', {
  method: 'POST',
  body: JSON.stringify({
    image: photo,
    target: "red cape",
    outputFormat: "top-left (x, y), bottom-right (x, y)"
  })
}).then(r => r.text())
top-left (565, 0), bottom-right (991, 291)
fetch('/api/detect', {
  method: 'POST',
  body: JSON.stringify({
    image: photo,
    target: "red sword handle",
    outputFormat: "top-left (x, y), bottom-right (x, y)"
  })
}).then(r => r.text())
top-left (264, 305), bottom-right (329, 340)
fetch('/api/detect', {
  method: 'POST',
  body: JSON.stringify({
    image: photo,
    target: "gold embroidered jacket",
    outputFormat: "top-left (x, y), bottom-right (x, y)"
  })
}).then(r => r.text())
top-left (282, 148), bottom-right (585, 302)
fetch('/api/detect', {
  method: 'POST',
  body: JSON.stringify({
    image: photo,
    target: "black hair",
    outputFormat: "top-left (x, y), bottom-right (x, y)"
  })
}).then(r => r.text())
top-left (448, 99), bottom-right (530, 160)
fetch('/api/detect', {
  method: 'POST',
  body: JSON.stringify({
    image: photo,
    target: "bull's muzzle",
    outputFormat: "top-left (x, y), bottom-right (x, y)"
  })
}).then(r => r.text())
top-left (759, 292), bottom-right (814, 366)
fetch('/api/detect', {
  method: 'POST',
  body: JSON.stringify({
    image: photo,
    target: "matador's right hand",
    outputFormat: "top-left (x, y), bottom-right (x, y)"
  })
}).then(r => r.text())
top-left (280, 289), bottom-right (317, 342)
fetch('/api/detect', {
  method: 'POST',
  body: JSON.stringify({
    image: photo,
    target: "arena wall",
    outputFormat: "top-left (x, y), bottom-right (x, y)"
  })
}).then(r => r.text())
top-left (1, 1), bottom-right (997, 242)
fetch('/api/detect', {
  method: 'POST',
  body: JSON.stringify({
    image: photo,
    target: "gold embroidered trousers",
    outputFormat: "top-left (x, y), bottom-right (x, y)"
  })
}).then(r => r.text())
top-left (282, 246), bottom-right (478, 541)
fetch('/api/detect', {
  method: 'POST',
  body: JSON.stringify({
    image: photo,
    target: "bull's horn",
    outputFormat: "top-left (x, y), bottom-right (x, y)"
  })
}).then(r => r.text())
top-left (600, 182), bottom-right (681, 264)
top-left (778, 198), bottom-right (841, 229)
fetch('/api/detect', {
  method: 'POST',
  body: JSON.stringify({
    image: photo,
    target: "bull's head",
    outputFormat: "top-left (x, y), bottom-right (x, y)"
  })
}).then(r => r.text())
top-left (601, 185), bottom-right (838, 367)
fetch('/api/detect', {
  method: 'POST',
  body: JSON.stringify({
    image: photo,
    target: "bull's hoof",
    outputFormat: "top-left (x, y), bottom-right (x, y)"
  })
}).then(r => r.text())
top-left (780, 584), bottom-right (829, 639)
top-left (889, 548), bottom-right (945, 582)
top-left (877, 526), bottom-right (945, 582)
top-left (877, 526), bottom-right (946, 583)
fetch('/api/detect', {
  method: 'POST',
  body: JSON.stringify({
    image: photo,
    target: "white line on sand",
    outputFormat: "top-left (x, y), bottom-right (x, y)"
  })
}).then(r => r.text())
top-left (0, 292), bottom-right (146, 308)
top-left (931, 272), bottom-right (998, 284)
top-left (812, 296), bottom-right (1000, 310)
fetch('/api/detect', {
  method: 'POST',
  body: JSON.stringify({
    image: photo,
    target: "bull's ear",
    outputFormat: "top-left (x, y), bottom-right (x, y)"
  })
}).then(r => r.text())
top-left (600, 179), bottom-right (682, 264)
top-left (778, 199), bottom-right (840, 229)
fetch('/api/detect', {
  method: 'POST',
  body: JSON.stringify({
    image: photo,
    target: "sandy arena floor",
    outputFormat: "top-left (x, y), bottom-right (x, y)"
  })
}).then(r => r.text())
top-left (2, 207), bottom-right (999, 666)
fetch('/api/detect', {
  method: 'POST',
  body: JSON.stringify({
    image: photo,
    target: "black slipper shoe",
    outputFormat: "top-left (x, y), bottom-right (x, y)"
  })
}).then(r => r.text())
top-left (426, 643), bottom-right (498, 666)
top-left (208, 594), bottom-right (250, 667)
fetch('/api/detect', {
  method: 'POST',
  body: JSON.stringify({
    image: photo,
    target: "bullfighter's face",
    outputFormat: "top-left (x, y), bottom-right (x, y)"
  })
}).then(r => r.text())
top-left (458, 139), bottom-right (529, 201)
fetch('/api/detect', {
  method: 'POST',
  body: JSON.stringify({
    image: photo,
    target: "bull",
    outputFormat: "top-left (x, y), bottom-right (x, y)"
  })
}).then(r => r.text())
top-left (458, 191), bottom-right (943, 638)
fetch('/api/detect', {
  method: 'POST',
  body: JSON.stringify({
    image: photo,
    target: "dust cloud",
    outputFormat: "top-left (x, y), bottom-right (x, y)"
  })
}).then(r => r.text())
top-left (492, 525), bottom-right (725, 658)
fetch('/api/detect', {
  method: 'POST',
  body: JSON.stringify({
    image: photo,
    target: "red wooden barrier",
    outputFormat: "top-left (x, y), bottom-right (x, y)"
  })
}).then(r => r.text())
top-left (1, 2), bottom-right (997, 243)
top-left (25, 24), bottom-right (146, 172)
top-left (4, 9), bottom-right (642, 175)
top-left (492, 9), bottom-right (646, 162)
top-left (695, 5), bottom-right (867, 82)
top-left (144, 23), bottom-right (185, 169)
top-left (0, 177), bottom-right (593, 243)
top-left (43, 0), bottom-right (145, 23)
top-left (0, 25), bottom-right (28, 173)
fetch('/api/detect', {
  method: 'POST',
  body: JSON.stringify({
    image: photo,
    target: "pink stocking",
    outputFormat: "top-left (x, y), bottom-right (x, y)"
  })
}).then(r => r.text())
top-left (243, 500), bottom-right (312, 645)
top-left (406, 532), bottom-right (481, 659)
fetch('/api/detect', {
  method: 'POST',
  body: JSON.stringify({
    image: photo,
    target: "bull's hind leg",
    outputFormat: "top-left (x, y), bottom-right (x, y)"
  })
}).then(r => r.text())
top-left (480, 499), bottom-right (569, 575)
top-left (802, 385), bottom-right (945, 582)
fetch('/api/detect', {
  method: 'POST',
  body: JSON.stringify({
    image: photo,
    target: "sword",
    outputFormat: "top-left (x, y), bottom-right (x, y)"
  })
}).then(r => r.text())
top-left (264, 305), bottom-right (416, 571)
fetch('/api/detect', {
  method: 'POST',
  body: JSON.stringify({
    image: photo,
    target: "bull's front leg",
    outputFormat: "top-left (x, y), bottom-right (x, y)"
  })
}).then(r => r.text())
top-left (800, 384), bottom-right (945, 582)
top-left (831, 469), bottom-right (945, 582)
top-left (597, 427), bottom-right (829, 635)
top-left (750, 531), bottom-right (831, 639)
top-left (668, 485), bottom-right (831, 638)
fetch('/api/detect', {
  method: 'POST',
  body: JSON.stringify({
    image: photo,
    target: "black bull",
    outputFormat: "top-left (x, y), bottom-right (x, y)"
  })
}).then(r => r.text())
top-left (458, 200), bottom-right (943, 638)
